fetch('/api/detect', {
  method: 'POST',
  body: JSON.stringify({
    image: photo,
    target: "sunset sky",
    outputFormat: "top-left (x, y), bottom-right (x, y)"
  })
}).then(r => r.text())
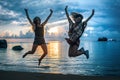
top-left (0, 0), bottom-right (120, 39)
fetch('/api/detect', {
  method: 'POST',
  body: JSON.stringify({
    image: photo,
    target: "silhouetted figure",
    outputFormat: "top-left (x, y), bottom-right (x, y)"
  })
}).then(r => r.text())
top-left (65, 6), bottom-right (95, 58)
top-left (22, 9), bottom-right (53, 65)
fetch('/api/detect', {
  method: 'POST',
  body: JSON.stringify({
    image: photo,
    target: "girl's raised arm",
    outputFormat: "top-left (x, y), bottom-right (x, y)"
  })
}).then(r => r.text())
top-left (65, 6), bottom-right (73, 23)
top-left (42, 9), bottom-right (53, 26)
top-left (24, 9), bottom-right (34, 26)
top-left (84, 9), bottom-right (95, 23)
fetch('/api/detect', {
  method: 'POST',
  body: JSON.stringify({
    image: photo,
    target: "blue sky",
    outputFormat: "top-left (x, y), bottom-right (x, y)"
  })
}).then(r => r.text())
top-left (0, 0), bottom-right (120, 39)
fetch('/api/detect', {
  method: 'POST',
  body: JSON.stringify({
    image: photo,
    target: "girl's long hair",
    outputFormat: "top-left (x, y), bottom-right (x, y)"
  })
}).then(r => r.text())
top-left (32, 16), bottom-right (41, 31)
top-left (71, 12), bottom-right (83, 19)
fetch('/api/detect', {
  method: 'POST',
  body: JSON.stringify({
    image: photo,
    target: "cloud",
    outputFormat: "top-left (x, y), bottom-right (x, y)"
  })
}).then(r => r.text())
top-left (0, 5), bottom-right (22, 25)
top-left (0, 0), bottom-right (120, 39)
top-left (10, 19), bottom-right (28, 26)
top-left (0, 5), bottom-right (19, 17)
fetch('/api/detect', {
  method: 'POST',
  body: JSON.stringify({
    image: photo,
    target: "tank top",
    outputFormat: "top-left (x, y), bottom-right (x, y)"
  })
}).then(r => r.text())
top-left (34, 26), bottom-right (44, 39)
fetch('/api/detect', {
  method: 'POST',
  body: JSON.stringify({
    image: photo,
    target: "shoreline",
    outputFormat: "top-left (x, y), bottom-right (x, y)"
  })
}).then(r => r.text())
top-left (0, 70), bottom-right (119, 80)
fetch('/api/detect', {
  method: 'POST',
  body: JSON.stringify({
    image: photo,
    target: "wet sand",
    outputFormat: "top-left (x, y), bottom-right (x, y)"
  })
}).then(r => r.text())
top-left (0, 70), bottom-right (119, 80)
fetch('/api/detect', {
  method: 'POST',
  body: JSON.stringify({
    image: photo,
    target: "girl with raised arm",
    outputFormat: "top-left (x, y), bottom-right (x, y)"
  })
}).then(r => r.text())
top-left (65, 6), bottom-right (95, 58)
top-left (22, 9), bottom-right (53, 65)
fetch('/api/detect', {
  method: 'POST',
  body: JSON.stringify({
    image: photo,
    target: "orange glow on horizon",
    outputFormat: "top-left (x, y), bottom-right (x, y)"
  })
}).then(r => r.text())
top-left (47, 27), bottom-right (58, 35)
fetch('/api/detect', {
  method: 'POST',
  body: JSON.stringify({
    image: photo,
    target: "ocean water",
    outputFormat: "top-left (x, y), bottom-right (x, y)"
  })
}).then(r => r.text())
top-left (0, 38), bottom-right (120, 76)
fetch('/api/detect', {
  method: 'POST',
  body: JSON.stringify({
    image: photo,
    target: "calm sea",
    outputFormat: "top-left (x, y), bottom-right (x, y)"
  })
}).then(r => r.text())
top-left (0, 38), bottom-right (120, 76)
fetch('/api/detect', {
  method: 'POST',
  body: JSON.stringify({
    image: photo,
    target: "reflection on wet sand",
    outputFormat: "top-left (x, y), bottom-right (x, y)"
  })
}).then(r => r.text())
top-left (47, 41), bottom-right (61, 58)
top-left (36, 41), bottom-right (62, 59)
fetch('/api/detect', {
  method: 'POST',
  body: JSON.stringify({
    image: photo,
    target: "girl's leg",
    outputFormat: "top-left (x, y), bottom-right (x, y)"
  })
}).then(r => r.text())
top-left (38, 44), bottom-right (48, 65)
top-left (68, 40), bottom-right (84, 57)
top-left (68, 45), bottom-right (84, 57)
top-left (69, 44), bottom-right (89, 58)
top-left (22, 44), bottom-right (38, 58)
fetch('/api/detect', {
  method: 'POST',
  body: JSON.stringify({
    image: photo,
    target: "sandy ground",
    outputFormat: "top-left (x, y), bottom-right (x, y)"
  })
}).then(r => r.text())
top-left (0, 70), bottom-right (119, 80)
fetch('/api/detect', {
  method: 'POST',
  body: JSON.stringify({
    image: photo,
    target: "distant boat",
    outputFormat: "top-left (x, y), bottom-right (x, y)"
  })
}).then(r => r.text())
top-left (98, 37), bottom-right (108, 41)
top-left (108, 39), bottom-right (117, 41)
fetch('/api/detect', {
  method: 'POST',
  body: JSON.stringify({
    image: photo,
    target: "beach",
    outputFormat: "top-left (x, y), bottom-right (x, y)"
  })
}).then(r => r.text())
top-left (0, 39), bottom-right (120, 78)
top-left (0, 70), bottom-right (120, 80)
top-left (0, 0), bottom-right (120, 79)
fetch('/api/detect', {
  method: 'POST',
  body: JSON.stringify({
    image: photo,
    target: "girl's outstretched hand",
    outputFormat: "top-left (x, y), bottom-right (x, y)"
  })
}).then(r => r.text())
top-left (65, 6), bottom-right (68, 10)
top-left (24, 8), bottom-right (28, 12)
top-left (50, 9), bottom-right (53, 13)
top-left (92, 9), bottom-right (95, 15)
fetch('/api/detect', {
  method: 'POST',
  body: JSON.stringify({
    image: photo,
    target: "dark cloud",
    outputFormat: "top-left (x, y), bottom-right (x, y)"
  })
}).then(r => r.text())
top-left (0, 0), bottom-right (120, 38)
top-left (102, 0), bottom-right (120, 27)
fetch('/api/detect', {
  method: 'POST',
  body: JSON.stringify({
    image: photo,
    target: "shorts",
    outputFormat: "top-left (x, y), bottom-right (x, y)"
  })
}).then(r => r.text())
top-left (33, 37), bottom-right (45, 45)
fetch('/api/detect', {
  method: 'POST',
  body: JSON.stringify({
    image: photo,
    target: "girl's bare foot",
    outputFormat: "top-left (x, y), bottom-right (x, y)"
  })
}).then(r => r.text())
top-left (38, 59), bottom-right (41, 66)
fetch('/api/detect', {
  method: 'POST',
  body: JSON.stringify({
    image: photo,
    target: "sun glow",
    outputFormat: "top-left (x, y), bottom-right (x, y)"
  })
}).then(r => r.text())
top-left (47, 27), bottom-right (58, 35)
top-left (47, 41), bottom-right (61, 58)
